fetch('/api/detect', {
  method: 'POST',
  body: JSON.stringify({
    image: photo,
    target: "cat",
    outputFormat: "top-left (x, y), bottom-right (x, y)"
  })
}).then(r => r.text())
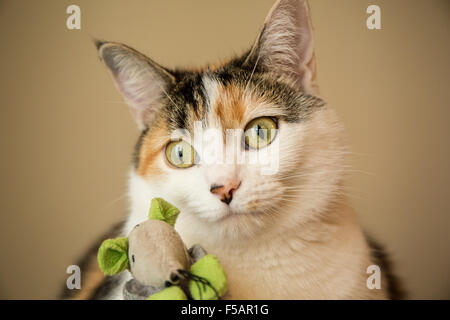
top-left (63, 0), bottom-right (402, 299)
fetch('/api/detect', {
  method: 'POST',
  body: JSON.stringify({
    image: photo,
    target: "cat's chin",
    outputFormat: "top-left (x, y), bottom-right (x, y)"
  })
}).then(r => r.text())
top-left (215, 209), bottom-right (245, 221)
top-left (210, 209), bottom-right (273, 241)
top-left (213, 206), bottom-right (265, 224)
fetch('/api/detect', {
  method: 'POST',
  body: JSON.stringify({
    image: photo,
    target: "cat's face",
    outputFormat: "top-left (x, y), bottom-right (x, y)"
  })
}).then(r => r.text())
top-left (98, 0), bottom-right (347, 241)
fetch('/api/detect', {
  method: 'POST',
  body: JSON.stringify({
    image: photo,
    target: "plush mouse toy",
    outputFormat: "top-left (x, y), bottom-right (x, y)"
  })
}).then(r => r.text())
top-left (97, 198), bottom-right (228, 300)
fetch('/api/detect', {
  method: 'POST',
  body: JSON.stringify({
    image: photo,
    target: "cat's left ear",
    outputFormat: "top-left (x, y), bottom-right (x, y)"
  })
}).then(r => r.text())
top-left (244, 0), bottom-right (318, 94)
top-left (96, 41), bottom-right (176, 130)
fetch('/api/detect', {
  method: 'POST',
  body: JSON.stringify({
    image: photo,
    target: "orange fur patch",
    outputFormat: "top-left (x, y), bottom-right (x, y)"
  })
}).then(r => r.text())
top-left (138, 121), bottom-right (170, 177)
top-left (213, 84), bottom-right (247, 130)
top-left (73, 267), bottom-right (105, 300)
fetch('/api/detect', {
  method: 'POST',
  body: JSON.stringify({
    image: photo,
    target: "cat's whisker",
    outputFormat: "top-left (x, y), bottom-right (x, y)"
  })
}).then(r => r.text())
top-left (274, 172), bottom-right (344, 181)
top-left (279, 188), bottom-right (367, 202)
top-left (274, 168), bottom-right (375, 182)
top-left (95, 192), bottom-right (128, 213)
top-left (243, 50), bottom-right (262, 96)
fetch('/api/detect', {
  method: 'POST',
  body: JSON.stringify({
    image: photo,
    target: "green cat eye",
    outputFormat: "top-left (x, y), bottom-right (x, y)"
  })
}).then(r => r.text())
top-left (244, 117), bottom-right (278, 149)
top-left (165, 140), bottom-right (197, 168)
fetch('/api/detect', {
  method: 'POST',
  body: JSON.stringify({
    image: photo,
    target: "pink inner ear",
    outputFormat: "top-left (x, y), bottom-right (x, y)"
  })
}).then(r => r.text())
top-left (99, 43), bottom-right (172, 130)
top-left (111, 64), bottom-right (166, 130)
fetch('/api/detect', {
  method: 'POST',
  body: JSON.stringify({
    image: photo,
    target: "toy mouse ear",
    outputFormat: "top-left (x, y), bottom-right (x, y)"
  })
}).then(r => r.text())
top-left (149, 198), bottom-right (180, 227)
top-left (97, 237), bottom-right (129, 276)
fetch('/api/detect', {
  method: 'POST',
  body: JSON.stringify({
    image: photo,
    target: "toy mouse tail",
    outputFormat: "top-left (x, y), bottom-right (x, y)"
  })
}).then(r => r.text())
top-left (177, 269), bottom-right (219, 300)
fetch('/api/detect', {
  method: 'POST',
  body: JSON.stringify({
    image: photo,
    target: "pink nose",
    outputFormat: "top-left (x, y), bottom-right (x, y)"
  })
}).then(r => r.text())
top-left (210, 181), bottom-right (241, 205)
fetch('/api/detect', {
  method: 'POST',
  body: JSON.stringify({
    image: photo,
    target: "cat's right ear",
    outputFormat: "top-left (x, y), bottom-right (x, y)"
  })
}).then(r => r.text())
top-left (96, 41), bottom-right (175, 130)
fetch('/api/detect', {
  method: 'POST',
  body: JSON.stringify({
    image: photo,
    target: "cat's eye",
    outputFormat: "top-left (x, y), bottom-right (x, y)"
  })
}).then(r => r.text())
top-left (165, 140), bottom-right (197, 168)
top-left (244, 117), bottom-right (278, 149)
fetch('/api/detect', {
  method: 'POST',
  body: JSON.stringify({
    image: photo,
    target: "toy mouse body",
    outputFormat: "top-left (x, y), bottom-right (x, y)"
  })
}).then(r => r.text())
top-left (97, 198), bottom-right (228, 300)
top-left (123, 243), bottom-right (209, 300)
top-left (128, 219), bottom-right (190, 288)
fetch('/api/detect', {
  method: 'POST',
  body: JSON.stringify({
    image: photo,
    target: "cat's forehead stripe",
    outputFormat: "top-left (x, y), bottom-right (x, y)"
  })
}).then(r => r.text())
top-left (202, 74), bottom-right (219, 114)
top-left (209, 79), bottom-right (248, 130)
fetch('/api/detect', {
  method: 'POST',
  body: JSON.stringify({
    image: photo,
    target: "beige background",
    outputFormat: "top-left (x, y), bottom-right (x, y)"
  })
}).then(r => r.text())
top-left (0, 0), bottom-right (449, 299)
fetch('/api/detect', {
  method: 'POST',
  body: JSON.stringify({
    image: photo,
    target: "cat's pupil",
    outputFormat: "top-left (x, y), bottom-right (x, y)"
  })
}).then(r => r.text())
top-left (256, 125), bottom-right (266, 140)
top-left (177, 146), bottom-right (183, 159)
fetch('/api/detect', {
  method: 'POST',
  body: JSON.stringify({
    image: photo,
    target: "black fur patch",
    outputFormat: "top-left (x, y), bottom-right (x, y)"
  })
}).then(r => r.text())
top-left (132, 127), bottom-right (149, 169)
top-left (89, 273), bottom-right (126, 300)
top-left (366, 235), bottom-right (406, 299)
top-left (163, 72), bottom-right (207, 131)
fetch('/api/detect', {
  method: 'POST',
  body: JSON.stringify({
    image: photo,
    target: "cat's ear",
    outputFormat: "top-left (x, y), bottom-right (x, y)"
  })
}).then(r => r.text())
top-left (96, 41), bottom-right (175, 130)
top-left (244, 0), bottom-right (318, 94)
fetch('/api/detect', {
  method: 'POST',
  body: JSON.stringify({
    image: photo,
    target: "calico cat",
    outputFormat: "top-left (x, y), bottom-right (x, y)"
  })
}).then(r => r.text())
top-left (63, 0), bottom-right (402, 299)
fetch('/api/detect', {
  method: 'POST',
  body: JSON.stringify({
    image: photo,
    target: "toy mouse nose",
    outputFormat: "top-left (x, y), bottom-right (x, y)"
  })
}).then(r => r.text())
top-left (210, 181), bottom-right (241, 205)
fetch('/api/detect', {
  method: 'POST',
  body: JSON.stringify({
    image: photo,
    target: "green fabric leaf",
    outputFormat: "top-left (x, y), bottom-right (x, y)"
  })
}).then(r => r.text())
top-left (148, 198), bottom-right (180, 227)
top-left (189, 254), bottom-right (228, 300)
top-left (147, 286), bottom-right (188, 300)
top-left (97, 237), bottom-right (129, 276)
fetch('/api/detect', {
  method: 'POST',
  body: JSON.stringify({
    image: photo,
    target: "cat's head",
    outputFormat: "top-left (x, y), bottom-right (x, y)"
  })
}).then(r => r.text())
top-left (97, 0), bottom-right (347, 242)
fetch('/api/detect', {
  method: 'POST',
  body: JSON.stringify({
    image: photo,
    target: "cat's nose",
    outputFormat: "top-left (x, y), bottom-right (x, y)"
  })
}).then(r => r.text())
top-left (210, 181), bottom-right (241, 205)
